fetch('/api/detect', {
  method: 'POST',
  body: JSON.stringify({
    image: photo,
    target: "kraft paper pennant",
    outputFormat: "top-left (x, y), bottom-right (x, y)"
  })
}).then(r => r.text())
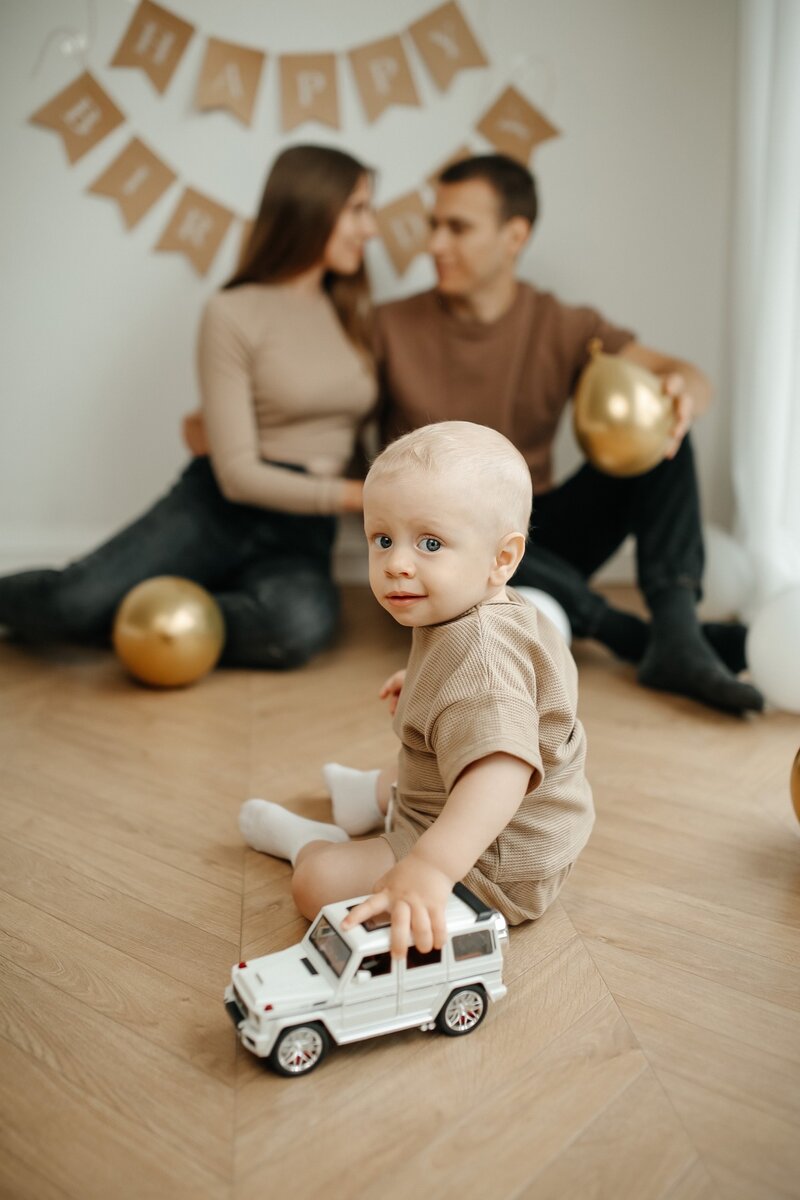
top-left (408, 1), bottom-right (487, 92)
top-left (348, 35), bottom-right (420, 124)
top-left (475, 86), bottom-right (560, 163)
top-left (279, 54), bottom-right (339, 131)
top-left (88, 137), bottom-right (176, 228)
top-left (426, 144), bottom-right (473, 187)
top-left (29, 71), bottom-right (125, 164)
top-left (155, 187), bottom-right (235, 276)
top-left (194, 37), bottom-right (265, 126)
top-left (110, 0), bottom-right (194, 95)
top-left (376, 191), bottom-right (429, 275)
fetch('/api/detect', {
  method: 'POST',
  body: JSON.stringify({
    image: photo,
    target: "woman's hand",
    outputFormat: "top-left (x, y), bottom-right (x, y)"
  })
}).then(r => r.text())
top-left (379, 669), bottom-right (406, 715)
top-left (342, 854), bottom-right (453, 958)
top-left (340, 479), bottom-right (364, 513)
top-left (182, 411), bottom-right (209, 457)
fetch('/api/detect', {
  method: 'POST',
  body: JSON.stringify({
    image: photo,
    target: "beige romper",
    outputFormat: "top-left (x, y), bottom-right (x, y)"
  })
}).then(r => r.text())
top-left (382, 591), bottom-right (595, 924)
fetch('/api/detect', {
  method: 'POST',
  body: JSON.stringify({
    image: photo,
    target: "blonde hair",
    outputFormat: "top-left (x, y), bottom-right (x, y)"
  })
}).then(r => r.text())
top-left (366, 421), bottom-right (532, 533)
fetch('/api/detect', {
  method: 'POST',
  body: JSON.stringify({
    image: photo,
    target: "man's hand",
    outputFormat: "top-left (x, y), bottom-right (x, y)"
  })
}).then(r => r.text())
top-left (661, 372), bottom-right (692, 459)
top-left (379, 669), bottom-right (406, 715)
top-left (182, 411), bottom-right (209, 457)
top-left (342, 855), bottom-right (453, 958)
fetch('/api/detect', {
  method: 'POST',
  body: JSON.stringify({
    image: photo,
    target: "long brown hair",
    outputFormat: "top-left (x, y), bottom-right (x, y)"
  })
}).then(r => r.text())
top-left (225, 144), bottom-right (373, 356)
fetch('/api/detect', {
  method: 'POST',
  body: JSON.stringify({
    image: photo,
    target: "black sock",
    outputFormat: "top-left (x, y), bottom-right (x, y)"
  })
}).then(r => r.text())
top-left (593, 606), bottom-right (649, 663)
top-left (639, 589), bottom-right (763, 715)
top-left (701, 622), bottom-right (748, 674)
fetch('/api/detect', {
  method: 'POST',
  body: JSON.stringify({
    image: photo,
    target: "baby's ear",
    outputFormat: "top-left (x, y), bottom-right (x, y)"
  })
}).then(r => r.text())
top-left (490, 532), bottom-right (526, 584)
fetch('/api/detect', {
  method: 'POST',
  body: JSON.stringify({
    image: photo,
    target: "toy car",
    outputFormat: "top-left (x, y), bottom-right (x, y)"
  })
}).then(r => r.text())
top-left (224, 882), bottom-right (509, 1076)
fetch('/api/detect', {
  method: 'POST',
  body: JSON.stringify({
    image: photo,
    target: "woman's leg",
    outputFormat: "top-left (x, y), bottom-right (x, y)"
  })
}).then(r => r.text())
top-left (0, 460), bottom-right (247, 642)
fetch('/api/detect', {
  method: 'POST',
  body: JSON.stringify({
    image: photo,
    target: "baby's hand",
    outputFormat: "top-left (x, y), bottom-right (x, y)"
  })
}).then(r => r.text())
top-left (343, 855), bottom-right (453, 959)
top-left (379, 669), bottom-right (406, 716)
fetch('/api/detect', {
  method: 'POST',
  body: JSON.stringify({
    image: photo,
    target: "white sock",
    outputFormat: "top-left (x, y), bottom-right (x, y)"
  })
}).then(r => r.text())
top-left (322, 763), bottom-right (383, 835)
top-left (239, 799), bottom-right (349, 866)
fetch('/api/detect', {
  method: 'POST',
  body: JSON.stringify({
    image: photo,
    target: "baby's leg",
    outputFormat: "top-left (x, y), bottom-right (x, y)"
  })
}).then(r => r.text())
top-left (322, 763), bottom-right (396, 834)
top-left (292, 837), bottom-right (396, 921)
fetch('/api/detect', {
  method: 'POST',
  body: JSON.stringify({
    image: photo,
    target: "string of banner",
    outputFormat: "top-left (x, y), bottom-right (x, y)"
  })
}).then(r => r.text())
top-left (29, 0), bottom-right (560, 277)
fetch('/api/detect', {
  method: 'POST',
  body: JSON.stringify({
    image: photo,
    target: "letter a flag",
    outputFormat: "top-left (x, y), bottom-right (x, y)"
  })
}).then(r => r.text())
top-left (194, 37), bottom-right (266, 126)
top-left (29, 71), bottom-right (125, 164)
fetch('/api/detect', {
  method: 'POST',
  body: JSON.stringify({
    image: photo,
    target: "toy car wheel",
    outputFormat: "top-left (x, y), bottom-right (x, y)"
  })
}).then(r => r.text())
top-left (436, 985), bottom-right (487, 1036)
top-left (270, 1023), bottom-right (330, 1077)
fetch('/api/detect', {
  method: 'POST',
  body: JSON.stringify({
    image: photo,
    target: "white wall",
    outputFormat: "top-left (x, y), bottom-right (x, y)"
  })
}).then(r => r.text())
top-left (0, 0), bottom-right (738, 576)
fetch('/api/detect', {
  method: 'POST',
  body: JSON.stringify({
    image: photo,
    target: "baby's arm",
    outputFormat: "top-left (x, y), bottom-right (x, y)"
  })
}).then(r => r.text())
top-left (343, 752), bottom-right (532, 957)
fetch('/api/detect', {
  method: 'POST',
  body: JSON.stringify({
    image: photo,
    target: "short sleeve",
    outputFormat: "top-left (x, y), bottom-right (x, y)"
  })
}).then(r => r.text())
top-left (558, 303), bottom-right (636, 395)
top-left (431, 691), bottom-right (544, 796)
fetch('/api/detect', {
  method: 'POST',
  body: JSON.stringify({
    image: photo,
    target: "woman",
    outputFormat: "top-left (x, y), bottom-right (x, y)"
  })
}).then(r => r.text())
top-left (0, 145), bottom-right (378, 668)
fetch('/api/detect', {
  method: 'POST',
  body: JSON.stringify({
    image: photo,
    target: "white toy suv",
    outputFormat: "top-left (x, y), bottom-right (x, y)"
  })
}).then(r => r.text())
top-left (225, 883), bottom-right (509, 1076)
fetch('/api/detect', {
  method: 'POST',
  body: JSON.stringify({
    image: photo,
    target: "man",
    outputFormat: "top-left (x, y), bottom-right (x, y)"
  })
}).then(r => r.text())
top-left (374, 155), bottom-right (762, 715)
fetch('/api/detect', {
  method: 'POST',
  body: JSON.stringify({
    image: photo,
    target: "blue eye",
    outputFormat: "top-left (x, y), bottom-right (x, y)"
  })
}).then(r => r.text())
top-left (373, 534), bottom-right (392, 549)
top-left (418, 537), bottom-right (442, 553)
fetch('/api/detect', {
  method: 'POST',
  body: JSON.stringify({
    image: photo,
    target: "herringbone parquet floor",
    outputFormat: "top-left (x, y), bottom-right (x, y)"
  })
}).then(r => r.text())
top-left (1, 587), bottom-right (798, 1200)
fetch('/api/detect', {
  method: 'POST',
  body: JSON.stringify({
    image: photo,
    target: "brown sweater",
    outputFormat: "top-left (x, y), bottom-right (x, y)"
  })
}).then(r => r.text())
top-left (375, 282), bottom-right (634, 493)
top-left (197, 283), bottom-right (377, 514)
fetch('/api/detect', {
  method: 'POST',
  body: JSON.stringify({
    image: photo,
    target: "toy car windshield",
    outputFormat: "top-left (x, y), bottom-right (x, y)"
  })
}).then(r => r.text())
top-left (308, 915), bottom-right (351, 977)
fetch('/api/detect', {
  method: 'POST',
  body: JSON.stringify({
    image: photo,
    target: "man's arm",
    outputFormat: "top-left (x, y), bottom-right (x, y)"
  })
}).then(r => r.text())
top-left (619, 341), bottom-right (713, 458)
top-left (343, 752), bottom-right (533, 957)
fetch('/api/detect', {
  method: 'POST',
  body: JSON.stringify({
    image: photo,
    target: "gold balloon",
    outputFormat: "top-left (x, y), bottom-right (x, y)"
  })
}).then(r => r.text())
top-left (791, 748), bottom-right (800, 823)
top-left (573, 340), bottom-right (675, 476)
top-left (113, 576), bottom-right (225, 687)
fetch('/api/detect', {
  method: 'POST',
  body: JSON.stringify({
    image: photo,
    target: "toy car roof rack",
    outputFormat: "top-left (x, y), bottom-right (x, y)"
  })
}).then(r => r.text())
top-left (452, 881), bottom-right (499, 921)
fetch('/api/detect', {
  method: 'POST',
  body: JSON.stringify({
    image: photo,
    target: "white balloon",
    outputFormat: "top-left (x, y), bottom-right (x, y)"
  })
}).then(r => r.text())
top-left (698, 525), bottom-right (755, 620)
top-left (746, 586), bottom-right (800, 713)
top-left (514, 586), bottom-right (572, 644)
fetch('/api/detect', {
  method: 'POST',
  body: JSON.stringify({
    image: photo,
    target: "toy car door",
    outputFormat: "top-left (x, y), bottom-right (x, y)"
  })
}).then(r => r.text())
top-left (398, 945), bottom-right (447, 1021)
top-left (341, 951), bottom-right (399, 1035)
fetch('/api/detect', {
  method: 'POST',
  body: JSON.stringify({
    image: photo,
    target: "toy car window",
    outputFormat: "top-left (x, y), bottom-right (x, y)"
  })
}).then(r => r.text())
top-left (359, 952), bottom-right (392, 978)
top-left (309, 916), bottom-right (352, 978)
top-left (452, 930), bottom-right (494, 961)
top-left (406, 945), bottom-right (442, 969)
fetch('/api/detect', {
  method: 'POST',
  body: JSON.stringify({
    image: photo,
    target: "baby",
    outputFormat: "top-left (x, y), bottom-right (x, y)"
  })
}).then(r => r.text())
top-left (240, 421), bottom-right (594, 956)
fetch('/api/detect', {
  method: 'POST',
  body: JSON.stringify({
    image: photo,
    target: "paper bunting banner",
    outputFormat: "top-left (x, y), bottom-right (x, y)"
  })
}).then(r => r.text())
top-left (155, 187), bottom-right (235, 275)
top-left (408, 1), bottom-right (487, 92)
top-left (348, 35), bottom-right (420, 124)
top-left (29, 71), bottom-right (125, 164)
top-left (194, 37), bottom-right (266, 126)
top-left (475, 86), bottom-right (560, 163)
top-left (279, 54), bottom-right (339, 131)
top-left (375, 191), bottom-right (430, 275)
top-left (110, 0), bottom-right (194, 95)
top-left (88, 137), bottom-right (176, 228)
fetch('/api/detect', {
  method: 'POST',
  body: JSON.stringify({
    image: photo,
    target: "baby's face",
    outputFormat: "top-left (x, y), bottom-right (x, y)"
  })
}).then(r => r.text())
top-left (364, 471), bottom-right (506, 627)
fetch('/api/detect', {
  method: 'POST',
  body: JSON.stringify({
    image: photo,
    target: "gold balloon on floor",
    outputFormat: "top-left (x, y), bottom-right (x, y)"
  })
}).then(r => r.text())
top-left (573, 340), bottom-right (674, 476)
top-left (113, 577), bottom-right (225, 687)
top-left (791, 749), bottom-right (800, 823)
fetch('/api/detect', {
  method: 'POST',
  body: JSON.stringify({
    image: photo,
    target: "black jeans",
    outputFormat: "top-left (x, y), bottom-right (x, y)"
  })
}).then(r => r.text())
top-left (513, 435), bottom-right (704, 637)
top-left (0, 457), bottom-right (339, 669)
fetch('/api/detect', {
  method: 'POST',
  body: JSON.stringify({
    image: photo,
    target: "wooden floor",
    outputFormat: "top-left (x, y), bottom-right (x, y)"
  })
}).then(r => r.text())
top-left (1, 586), bottom-right (798, 1200)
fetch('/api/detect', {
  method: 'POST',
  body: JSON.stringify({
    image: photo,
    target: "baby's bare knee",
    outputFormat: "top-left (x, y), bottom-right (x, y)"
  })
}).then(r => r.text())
top-left (291, 846), bottom-right (338, 919)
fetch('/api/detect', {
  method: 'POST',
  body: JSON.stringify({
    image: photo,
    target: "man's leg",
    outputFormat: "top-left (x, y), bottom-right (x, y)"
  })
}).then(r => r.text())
top-left (630, 438), bottom-right (762, 713)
